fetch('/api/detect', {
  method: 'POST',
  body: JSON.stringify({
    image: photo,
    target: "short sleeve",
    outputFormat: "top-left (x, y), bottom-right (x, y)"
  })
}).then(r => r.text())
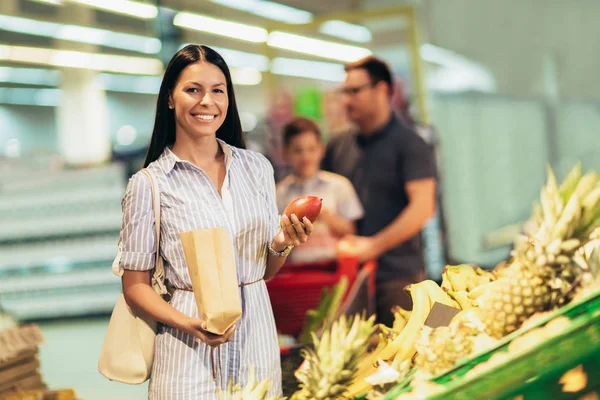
top-left (260, 156), bottom-right (280, 242)
top-left (336, 176), bottom-right (364, 221)
top-left (401, 131), bottom-right (437, 182)
top-left (117, 172), bottom-right (156, 272)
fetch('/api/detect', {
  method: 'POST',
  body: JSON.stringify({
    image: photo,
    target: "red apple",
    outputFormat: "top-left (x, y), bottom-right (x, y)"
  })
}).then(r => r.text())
top-left (283, 196), bottom-right (322, 223)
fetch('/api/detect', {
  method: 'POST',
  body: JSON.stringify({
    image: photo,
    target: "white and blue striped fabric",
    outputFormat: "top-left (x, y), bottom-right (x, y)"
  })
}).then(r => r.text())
top-left (117, 139), bottom-right (282, 399)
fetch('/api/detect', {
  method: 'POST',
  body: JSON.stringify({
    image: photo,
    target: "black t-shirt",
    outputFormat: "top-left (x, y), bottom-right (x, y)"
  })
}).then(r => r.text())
top-left (322, 114), bottom-right (436, 281)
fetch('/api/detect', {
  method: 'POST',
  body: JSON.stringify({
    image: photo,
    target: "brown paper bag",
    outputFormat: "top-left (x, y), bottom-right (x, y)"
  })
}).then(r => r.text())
top-left (179, 227), bottom-right (242, 335)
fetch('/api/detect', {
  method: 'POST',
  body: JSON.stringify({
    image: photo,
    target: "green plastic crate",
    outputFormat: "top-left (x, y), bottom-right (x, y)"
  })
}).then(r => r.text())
top-left (379, 290), bottom-right (600, 400)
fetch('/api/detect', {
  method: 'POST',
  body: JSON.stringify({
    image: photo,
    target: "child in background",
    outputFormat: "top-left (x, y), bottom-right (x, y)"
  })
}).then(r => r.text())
top-left (277, 117), bottom-right (364, 264)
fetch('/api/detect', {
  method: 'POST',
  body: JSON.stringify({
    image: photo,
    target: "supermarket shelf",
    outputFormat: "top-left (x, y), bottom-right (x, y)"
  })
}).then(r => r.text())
top-left (0, 211), bottom-right (122, 242)
top-left (2, 286), bottom-right (122, 321)
top-left (0, 184), bottom-right (124, 216)
top-left (0, 267), bottom-right (118, 294)
top-left (0, 234), bottom-right (117, 273)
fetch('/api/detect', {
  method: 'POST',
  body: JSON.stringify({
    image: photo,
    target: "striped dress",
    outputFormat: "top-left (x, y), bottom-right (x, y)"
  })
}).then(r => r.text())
top-left (117, 140), bottom-right (282, 399)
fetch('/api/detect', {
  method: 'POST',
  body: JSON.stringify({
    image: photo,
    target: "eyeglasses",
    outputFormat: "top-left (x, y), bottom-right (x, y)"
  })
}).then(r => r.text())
top-left (339, 82), bottom-right (375, 96)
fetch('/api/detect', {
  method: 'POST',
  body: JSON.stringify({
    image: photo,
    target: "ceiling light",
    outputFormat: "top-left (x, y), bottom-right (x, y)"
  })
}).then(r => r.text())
top-left (270, 57), bottom-right (345, 82)
top-left (0, 44), bottom-right (163, 75)
top-left (174, 12), bottom-right (267, 43)
top-left (212, 47), bottom-right (269, 71)
top-left (67, 0), bottom-right (157, 19)
top-left (230, 67), bottom-right (262, 85)
top-left (0, 66), bottom-right (60, 86)
top-left (0, 15), bottom-right (161, 54)
top-left (319, 20), bottom-right (372, 43)
top-left (29, 0), bottom-right (63, 5)
top-left (208, 0), bottom-right (312, 24)
top-left (0, 87), bottom-right (60, 107)
top-left (267, 31), bottom-right (372, 62)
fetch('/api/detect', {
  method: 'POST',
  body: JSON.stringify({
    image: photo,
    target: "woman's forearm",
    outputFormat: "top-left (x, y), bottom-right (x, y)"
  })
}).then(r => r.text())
top-left (264, 235), bottom-right (289, 280)
top-left (122, 271), bottom-right (189, 330)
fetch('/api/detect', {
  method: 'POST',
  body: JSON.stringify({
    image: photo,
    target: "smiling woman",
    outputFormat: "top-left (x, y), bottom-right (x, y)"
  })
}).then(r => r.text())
top-left (105, 44), bottom-right (315, 400)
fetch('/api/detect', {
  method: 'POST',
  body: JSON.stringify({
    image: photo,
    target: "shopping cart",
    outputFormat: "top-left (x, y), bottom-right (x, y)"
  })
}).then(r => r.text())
top-left (266, 256), bottom-right (360, 337)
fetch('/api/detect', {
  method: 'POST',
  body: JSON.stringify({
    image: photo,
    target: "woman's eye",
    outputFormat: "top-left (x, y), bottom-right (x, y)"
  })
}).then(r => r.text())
top-left (186, 88), bottom-right (199, 93)
top-left (214, 89), bottom-right (224, 94)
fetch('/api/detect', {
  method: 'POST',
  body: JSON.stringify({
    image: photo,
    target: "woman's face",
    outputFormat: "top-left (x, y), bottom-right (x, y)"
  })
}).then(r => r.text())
top-left (169, 61), bottom-right (228, 140)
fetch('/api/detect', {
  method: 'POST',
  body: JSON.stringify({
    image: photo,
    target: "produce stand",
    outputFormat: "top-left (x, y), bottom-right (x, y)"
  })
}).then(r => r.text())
top-left (380, 291), bottom-right (600, 400)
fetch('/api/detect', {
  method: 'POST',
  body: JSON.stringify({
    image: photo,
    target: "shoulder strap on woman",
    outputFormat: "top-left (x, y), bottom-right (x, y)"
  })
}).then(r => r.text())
top-left (140, 168), bottom-right (168, 297)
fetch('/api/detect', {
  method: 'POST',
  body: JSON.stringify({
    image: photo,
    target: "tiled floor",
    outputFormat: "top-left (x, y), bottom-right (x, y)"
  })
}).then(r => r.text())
top-left (38, 317), bottom-right (148, 400)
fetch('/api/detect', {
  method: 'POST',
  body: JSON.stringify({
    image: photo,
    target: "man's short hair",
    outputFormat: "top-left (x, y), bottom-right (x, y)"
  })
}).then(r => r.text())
top-left (282, 117), bottom-right (322, 147)
top-left (345, 56), bottom-right (393, 96)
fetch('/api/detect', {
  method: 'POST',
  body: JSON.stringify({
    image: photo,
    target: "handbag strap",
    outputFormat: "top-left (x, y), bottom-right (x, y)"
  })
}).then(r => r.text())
top-left (140, 168), bottom-right (168, 297)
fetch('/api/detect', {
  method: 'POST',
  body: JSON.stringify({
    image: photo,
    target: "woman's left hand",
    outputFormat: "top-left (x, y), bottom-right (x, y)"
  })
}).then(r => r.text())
top-left (274, 214), bottom-right (314, 248)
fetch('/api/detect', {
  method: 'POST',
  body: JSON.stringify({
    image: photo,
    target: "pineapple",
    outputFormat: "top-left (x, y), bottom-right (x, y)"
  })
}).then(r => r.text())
top-left (479, 164), bottom-right (600, 338)
top-left (291, 314), bottom-right (375, 400)
top-left (416, 163), bottom-right (600, 376)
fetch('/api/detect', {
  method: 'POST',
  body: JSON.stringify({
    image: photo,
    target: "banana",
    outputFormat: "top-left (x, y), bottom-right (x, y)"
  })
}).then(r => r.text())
top-left (392, 308), bottom-right (409, 332)
top-left (442, 265), bottom-right (469, 292)
top-left (347, 283), bottom-right (431, 397)
top-left (421, 279), bottom-right (460, 309)
top-left (447, 290), bottom-right (474, 310)
top-left (467, 280), bottom-right (500, 300)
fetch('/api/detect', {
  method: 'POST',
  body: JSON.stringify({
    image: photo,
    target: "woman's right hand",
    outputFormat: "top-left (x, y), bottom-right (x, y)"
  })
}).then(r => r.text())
top-left (179, 317), bottom-right (236, 347)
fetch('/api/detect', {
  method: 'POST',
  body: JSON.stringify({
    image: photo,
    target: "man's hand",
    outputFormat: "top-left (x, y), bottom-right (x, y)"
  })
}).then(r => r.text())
top-left (337, 234), bottom-right (382, 263)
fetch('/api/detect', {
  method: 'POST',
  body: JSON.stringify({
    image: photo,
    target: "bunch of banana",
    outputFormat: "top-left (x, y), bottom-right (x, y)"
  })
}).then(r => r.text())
top-left (441, 264), bottom-right (497, 293)
top-left (224, 366), bottom-right (284, 400)
top-left (292, 313), bottom-right (375, 400)
top-left (347, 280), bottom-right (440, 397)
top-left (391, 306), bottom-right (411, 332)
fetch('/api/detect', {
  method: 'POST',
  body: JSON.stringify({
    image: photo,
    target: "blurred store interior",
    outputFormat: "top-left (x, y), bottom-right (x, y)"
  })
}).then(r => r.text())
top-left (1, 0), bottom-right (599, 398)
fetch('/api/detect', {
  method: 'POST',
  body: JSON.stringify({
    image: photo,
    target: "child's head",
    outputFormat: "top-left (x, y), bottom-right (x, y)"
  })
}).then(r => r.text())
top-left (283, 117), bottom-right (325, 179)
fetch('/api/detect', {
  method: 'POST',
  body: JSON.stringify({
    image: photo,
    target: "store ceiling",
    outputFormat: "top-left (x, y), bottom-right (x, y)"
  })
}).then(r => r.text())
top-left (1, 0), bottom-right (598, 100)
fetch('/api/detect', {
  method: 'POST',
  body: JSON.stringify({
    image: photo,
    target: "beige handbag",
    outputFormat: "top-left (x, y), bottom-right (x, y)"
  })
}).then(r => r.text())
top-left (98, 168), bottom-right (168, 384)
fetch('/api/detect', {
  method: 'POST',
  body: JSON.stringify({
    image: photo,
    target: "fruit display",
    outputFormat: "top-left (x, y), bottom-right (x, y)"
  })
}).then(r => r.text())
top-left (283, 196), bottom-right (323, 223)
top-left (283, 163), bottom-right (600, 400)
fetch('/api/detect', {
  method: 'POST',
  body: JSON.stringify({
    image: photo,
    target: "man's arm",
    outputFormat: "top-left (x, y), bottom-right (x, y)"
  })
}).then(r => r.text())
top-left (372, 178), bottom-right (436, 255)
top-left (339, 178), bottom-right (436, 263)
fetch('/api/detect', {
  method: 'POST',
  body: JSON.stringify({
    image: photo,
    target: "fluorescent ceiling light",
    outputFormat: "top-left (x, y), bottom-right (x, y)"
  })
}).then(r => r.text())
top-left (99, 73), bottom-right (161, 94)
top-left (30, 0), bottom-right (63, 5)
top-left (0, 87), bottom-right (60, 107)
top-left (268, 31), bottom-right (371, 62)
top-left (208, 0), bottom-right (312, 24)
top-left (420, 44), bottom-right (496, 92)
top-left (230, 67), bottom-right (262, 85)
top-left (174, 12), bottom-right (267, 43)
top-left (271, 57), bottom-right (345, 82)
top-left (67, 0), bottom-right (157, 19)
top-left (319, 20), bottom-right (372, 43)
top-left (0, 15), bottom-right (160, 54)
top-left (0, 66), bottom-right (60, 86)
top-left (212, 47), bottom-right (269, 71)
top-left (0, 44), bottom-right (163, 75)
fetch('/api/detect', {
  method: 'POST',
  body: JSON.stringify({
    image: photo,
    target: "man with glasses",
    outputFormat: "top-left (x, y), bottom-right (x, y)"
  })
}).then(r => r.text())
top-left (322, 56), bottom-right (437, 326)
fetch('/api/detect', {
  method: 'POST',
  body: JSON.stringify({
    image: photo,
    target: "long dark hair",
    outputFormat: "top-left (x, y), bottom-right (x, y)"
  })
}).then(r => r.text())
top-left (144, 44), bottom-right (245, 167)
